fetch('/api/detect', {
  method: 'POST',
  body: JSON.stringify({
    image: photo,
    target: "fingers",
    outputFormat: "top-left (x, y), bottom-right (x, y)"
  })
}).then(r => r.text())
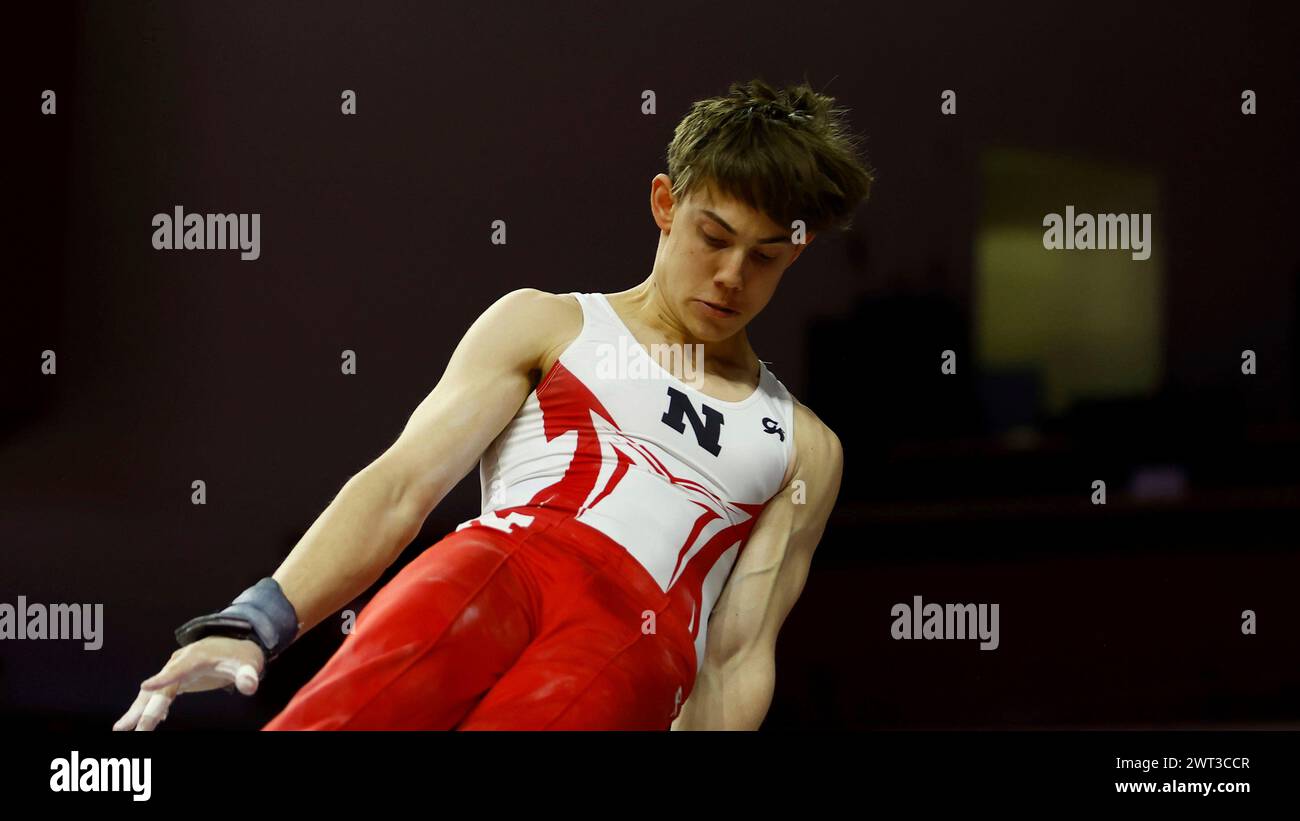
top-left (115, 639), bottom-right (265, 730)
top-left (135, 687), bottom-right (176, 731)
top-left (214, 659), bottom-right (261, 695)
top-left (113, 689), bottom-right (151, 731)
top-left (113, 684), bottom-right (176, 731)
top-left (117, 652), bottom-right (202, 731)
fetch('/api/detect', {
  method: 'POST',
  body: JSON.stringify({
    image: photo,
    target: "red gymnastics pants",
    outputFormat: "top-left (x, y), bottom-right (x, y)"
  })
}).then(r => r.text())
top-left (261, 506), bottom-right (699, 730)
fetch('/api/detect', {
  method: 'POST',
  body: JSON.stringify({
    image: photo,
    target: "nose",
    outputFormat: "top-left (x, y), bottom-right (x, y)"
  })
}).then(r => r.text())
top-left (713, 254), bottom-right (746, 291)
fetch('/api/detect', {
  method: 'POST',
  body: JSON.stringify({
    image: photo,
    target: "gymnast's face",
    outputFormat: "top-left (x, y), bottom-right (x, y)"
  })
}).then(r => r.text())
top-left (651, 174), bottom-right (813, 343)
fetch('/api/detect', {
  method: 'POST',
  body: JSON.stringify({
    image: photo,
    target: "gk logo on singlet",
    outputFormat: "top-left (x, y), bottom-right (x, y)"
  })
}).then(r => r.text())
top-left (659, 387), bottom-right (723, 455)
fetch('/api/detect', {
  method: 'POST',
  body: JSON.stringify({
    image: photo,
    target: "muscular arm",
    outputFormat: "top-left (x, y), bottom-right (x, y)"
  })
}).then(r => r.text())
top-left (113, 289), bottom-right (582, 731)
top-left (670, 404), bottom-right (843, 730)
top-left (269, 288), bottom-right (576, 637)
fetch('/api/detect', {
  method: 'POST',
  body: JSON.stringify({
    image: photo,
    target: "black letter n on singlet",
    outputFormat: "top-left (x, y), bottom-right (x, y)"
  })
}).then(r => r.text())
top-left (660, 387), bottom-right (723, 456)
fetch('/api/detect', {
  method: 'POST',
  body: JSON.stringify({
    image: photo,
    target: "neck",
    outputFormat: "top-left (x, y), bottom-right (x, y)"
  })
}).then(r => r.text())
top-left (611, 273), bottom-right (756, 369)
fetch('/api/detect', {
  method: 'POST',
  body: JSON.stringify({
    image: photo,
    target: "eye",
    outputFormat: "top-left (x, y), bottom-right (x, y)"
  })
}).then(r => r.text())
top-left (702, 229), bottom-right (776, 262)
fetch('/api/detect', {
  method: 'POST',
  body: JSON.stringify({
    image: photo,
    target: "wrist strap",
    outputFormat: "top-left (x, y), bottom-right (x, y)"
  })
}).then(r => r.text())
top-left (175, 577), bottom-right (301, 663)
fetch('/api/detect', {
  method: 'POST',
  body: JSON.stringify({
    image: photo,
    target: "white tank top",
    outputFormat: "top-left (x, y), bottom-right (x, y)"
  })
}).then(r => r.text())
top-left (461, 291), bottom-right (797, 667)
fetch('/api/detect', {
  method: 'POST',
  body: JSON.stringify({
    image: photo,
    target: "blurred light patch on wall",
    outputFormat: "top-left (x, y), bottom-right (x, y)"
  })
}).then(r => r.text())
top-left (975, 149), bottom-right (1164, 423)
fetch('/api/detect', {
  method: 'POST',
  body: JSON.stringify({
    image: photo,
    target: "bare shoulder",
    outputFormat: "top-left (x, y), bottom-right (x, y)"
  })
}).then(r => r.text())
top-left (486, 288), bottom-right (583, 375)
top-left (789, 400), bottom-right (844, 488)
top-left (491, 287), bottom-right (581, 330)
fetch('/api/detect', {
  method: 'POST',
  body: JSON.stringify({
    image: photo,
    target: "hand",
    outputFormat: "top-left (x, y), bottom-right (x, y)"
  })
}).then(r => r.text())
top-left (113, 636), bottom-right (266, 731)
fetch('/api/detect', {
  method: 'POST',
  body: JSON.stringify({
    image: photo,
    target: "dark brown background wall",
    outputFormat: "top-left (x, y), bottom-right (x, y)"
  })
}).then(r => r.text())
top-left (3, 1), bottom-right (1298, 728)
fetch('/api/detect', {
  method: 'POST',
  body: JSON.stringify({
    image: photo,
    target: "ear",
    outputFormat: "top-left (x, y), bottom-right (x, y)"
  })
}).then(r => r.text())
top-left (650, 174), bottom-right (677, 233)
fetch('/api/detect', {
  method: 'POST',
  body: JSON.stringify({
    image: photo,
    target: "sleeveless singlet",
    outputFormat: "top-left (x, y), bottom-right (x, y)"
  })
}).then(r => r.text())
top-left (463, 291), bottom-right (797, 668)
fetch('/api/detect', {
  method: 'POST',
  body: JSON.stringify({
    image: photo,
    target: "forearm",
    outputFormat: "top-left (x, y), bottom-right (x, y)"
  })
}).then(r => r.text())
top-left (271, 464), bottom-right (434, 637)
top-left (671, 652), bottom-right (776, 730)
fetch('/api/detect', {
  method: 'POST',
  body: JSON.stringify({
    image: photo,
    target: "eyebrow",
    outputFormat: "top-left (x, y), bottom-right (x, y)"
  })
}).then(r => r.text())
top-left (701, 209), bottom-right (791, 244)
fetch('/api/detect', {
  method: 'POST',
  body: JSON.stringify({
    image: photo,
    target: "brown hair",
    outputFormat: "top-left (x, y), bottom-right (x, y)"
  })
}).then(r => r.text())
top-left (665, 78), bottom-right (874, 235)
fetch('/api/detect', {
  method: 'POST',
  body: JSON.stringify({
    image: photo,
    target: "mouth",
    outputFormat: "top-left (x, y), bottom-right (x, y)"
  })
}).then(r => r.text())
top-left (696, 299), bottom-right (740, 318)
